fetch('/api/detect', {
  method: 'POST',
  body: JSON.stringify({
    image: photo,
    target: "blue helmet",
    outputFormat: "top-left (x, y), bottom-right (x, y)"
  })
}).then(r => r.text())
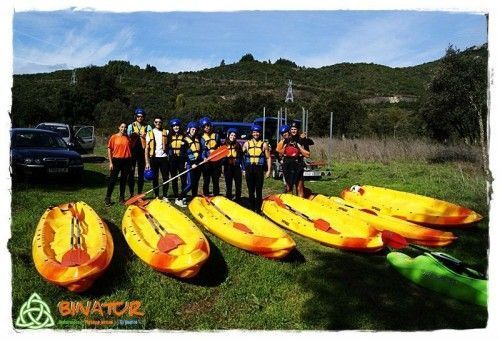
top-left (144, 168), bottom-right (154, 181)
top-left (134, 108), bottom-right (145, 116)
top-left (187, 121), bottom-right (199, 130)
top-left (279, 124), bottom-right (290, 135)
top-left (227, 127), bottom-right (238, 137)
top-left (251, 124), bottom-right (262, 133)
top-left (199, 117), bottom-right (212, 127)
top-left (169, 118), bottom-right (181, 127)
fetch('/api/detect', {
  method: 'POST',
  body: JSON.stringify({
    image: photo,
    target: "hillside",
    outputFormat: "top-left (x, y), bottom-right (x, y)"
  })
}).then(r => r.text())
top-left (11, 44), bottom-right (487, 138)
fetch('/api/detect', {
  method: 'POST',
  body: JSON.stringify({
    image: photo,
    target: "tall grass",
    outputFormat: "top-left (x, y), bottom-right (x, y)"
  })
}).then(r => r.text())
top-left (312, 137), bottom-right (482, 164)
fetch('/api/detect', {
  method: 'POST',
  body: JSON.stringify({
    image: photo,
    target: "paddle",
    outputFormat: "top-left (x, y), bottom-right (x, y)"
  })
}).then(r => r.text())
top-left (125, 145), bottom-right (229, 206)
top-left (135, 201), bottom-right (185, 252)
top-left (382, 230), bottom-right (485, 279)
top-left (203, 196), bottom-right (253, 233)
top-left (266, 195), bottom-right (338, 234)
top-left (61, 216), bottom-right (90, 266)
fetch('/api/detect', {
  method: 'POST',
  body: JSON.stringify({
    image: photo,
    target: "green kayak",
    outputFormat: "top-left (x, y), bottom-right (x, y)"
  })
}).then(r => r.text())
top-left (387, 252), bottom-right (487, 307)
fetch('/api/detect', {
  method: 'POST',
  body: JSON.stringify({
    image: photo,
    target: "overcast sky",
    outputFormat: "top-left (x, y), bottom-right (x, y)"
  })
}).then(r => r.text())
top-left (13, 10), bottom-right (487, 74)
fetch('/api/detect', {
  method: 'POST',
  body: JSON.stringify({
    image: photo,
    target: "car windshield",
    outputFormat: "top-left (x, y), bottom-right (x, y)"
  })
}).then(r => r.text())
top-left (37, 124), bottom-right (70, 138)
top-left (12, 131), bottom-right (68, 148)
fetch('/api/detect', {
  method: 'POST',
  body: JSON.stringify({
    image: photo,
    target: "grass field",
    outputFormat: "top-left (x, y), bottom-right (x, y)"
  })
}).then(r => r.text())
top-left (9, 139), bottom-right (489, 330)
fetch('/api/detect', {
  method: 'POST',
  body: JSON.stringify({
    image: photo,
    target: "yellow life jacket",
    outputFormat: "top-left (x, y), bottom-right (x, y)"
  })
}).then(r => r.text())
top-left (184, 135), bottom-right (201, 160)
top-left (202, 132), bottom-right (218, 154)
top-left (132, 122), bottom-right (147, 149)
top-left (227, 143), bottom-right (239, 158)
top-left (147, 129), bottom-right (168, 157)
top-left (169, 133), bottom-right (184, 156)
top-left (245, 139), bottom-right (265, 165)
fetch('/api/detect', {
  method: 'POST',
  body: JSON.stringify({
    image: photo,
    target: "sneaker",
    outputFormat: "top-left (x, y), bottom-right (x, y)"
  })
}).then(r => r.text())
top-left (104, 197), bottom-right (112, 207)
top-left (182, 198), bottom-right (187, 207)
top-left (162, 197), bottom-right (170, 203)
top-left (175, 198), bottom-right (184, 207)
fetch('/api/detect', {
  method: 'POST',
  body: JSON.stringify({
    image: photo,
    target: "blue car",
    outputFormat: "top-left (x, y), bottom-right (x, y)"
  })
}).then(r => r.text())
top-left (10, 128), bottom-right (84, 181)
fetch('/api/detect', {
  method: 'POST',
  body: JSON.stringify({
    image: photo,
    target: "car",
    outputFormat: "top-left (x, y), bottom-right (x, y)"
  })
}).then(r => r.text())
top-left (211, 121), bottom-right (253, 145)
top-left (35, 122), bottom-right (96, 153)
top-left (10, 128), bottom-right (84, 181)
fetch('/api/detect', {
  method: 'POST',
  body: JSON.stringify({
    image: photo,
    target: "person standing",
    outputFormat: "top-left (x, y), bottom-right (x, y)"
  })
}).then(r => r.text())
top-left (105, 122), bottom-right (132, 206)
top-left (223, 128), bottom-right (243, 201)
top-left (145, 116), bottom-right (170, 201)
top-left (281, 121), bottom-right (310, 198)
top-left (127, 108), bottom-right (152, 196)
top-left (180, 121), bottom-right (203, 203)
top-left (199, 117), bottom-right (221, 196)
top-left (168, 118), bottom-right (187, 207)
top-left (242, 124), bottom-right (271, 212)
top-left (276, 124), bottom-right (291, 193)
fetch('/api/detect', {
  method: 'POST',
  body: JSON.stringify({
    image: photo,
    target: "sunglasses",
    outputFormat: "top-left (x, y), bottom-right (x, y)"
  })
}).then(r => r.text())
top-left (154, 120), bottom-right (162, 124)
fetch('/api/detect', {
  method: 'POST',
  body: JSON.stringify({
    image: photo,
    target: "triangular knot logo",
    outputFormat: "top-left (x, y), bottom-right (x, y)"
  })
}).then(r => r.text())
top-left (15, 293), bottom-right (55, 329)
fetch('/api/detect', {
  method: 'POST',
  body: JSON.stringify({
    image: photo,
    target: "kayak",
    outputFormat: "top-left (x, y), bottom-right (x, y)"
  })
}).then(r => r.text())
top-left (261, 194), bottom-right (384, 252)
top-left (387, 252), bottom-right (487, 307)
top-left (311, 194), bottom-right (456, 247)
top-left (32, 202), bottom-right (114, 292)
top-left (122, 198), bottom-right (210, 278)
top-left (341, 185), bottom-right (482, 227)
top-left (188, 196), bottom-right (295, 259)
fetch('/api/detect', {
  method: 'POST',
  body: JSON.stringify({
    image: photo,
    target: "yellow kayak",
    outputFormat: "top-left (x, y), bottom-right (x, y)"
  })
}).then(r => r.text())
top-left (32, 202), bottom-right (114, 292)
top-left (188, 196), bottom-right (295, 259)
top-left (341, 185), bottom-right (483, 227)
top-left (122, 198), bottom-right (210, 278)
top-left (311, 194), bottom-right (456, 247)
top-left (261, 194), bottom-right (384, 252)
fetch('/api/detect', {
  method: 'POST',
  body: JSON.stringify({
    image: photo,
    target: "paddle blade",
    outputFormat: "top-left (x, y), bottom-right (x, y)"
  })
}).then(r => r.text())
top-left (207, 145), bottom-right (229, 162)
top-left (61, 248), bottom-right (90, 267)
top-left (125, 193), bottom-right (147, 206)
top-left (313, 219), bottom-right (338, 234)
top-left (157, 234), bottom-right (185, 253)
top-left (233, 222), bottom-right (253, 234)
top-left (381, 230), bottom-right (408, 249)
top-left (265, 195), bottom-right (287, 208)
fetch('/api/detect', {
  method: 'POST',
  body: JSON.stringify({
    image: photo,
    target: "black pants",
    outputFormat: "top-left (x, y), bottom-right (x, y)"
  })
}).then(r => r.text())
top-left (150, 156), bottom-right (169, 198)
top-left (169, 156), bottom-right (186, 198)
top-left (224, 163), bottom-right (242, 200)
top-left (283, 157), bottom-right (305, 187)
top-left (106, 157), bottom-right (132, 199)
top-left (181, 163), bottom-right (201, 199)
top-left (245, 164), bottom-right (265, 212)
top-left (202, 161), bottom-right (221, 196)
top-left (130, 147), bottom-right (146, 194)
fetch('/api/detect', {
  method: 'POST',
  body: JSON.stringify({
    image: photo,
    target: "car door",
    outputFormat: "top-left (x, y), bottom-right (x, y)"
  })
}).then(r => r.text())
top-left (73, 126), bottom-right (95, 153)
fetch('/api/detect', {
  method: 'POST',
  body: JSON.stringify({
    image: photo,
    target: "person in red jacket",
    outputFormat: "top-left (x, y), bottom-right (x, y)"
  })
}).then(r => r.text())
top-left (105, 122), bottom-right (132, 206)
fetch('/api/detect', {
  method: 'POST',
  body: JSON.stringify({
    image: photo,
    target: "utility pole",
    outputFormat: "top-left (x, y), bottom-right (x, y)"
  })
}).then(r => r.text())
top-left (330, 112), bottom-right (333, 139)
top-left (262, 107), bottom-right (266, 141)
top-left (70, 69), bottom-right (77, 85)
top-left (285, 80), bottom-right (294, 103)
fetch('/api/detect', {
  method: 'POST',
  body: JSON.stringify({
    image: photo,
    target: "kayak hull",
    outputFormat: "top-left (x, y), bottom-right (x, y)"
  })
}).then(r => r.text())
top-left (261, 195), bottom-right (383, 252)
top-left (387, 252), bottom-right (487, 307)
top-left (32, 202), bottom-right (114, 292)
top-left (188, 196), bottom-right (295, 259)
top-left (311, 194), bottom-right (456, 247)
top-left (122, 198), bottom-right (210, 278)
top-left (341, 185), bottom-right (482, 227)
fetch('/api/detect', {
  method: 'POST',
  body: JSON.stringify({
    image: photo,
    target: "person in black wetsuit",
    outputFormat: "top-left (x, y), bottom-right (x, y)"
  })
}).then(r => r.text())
top-left (242, 124), bottom-right (271, 212)
top-left (223, 128), bottom-right (244, 201)
top-left (199, 117), bottom-right (222, 196)
top-left (127, 108), bottom-right (152, 196)
top-left (168, 118), bottom-right (187, 207)
top-left (281, 121), bottom-right (310, 198)
top-left (180, 121), bottom-right (202, 203)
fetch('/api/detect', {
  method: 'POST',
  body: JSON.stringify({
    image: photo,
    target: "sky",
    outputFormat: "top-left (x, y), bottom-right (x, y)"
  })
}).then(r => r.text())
top-left (13, 10), bottom-right (487, 74)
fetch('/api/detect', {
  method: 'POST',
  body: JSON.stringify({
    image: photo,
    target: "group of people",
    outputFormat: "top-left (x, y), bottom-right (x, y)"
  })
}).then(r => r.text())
top-left (105, 108), bottom-right (312, 212)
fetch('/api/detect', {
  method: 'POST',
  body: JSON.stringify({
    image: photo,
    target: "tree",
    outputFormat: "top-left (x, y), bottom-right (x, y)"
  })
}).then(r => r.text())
top-left (220, 59), bottom-right (226, 67)
top-left (420, 45), bottom-right (487, 145)
top-left (175, 94), bottom-right (186, 112)
top-left (274, 58), bottom-right (298, 68)
top-left (145, 64), bottom-right (158, 73)
top-left (239, 53), bottom-right (255, 63)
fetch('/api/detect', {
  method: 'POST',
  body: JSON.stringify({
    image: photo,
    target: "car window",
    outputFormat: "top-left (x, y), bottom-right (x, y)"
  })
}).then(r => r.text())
top-left (37, 124), bottom-right (70, 138)
top-left (12, 132), bottom-right (67, 148)
top-left (75, 126), bottom-right (93, 138)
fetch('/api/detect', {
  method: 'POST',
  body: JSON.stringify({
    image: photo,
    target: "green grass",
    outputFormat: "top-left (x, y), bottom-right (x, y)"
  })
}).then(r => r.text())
top-left (10, 159), bottom-right (489, 330)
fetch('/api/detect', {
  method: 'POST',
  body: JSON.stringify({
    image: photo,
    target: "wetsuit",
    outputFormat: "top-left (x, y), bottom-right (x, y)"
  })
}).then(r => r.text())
top-left (200, 131), bottom-right (221, 196)
top-left (168, 132), bottom-right (187, 199)
top-left (127, 121), bottom-right (152, 194)
top-left (244, 139), bottom-right (266, 212)
top-left (223, 140), bottom-right (243, 201)
top-left (282, 136), bottom-right (309, 187)
top-left (181, 134), bottom-right (202, 199)
top-left (146, 128), bottom-right (169, 198)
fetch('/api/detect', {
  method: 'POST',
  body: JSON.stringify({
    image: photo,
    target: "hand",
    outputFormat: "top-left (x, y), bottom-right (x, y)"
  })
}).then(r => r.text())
top-left (265, 170), bottom-right (271, 178)
top-left (145, 164), bottom-right (150, 170)
top-left (192, 164), bottom-right (198, 169)
top-left (242, 170), bottom-right (246, 177)
top-left (109, 162), bottom-right (113, 171)
top-left (301, 132), bottom-right (307, 138)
